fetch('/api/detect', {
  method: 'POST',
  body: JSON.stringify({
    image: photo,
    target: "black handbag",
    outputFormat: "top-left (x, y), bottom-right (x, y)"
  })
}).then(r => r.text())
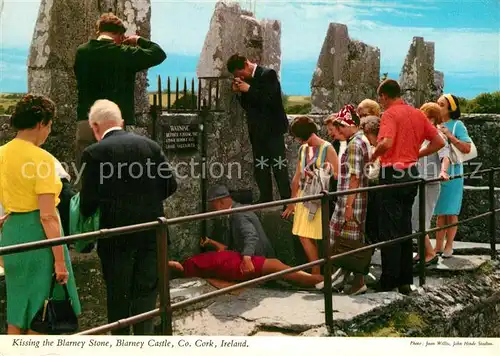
top-left (30, 274), bottom-right (78, 334)
top-left (332, 234), bottom-right (373, 275)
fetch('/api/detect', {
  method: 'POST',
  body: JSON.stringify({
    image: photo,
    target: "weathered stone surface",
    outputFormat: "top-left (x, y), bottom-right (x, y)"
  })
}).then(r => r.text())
top-left (461, 114), bottom-right (500, 187)
top-left (458, 187), bottom-right (500, 244)
top-left (172, 285), bottom-right (403, 335)
top-left (311, 23), bottom-right (380, 114)
top-left (27, 0), bottom-right (152, 166)
top-left (427, 255), bottom-right (490, 271)
top-left (159, 114), bottom-right (203, 261)
top-left (399, 37), bottom-right (438, 108)
top-left (433, 70), bottom-right (444, 99)
top-left (260, 19), bottom-right (282, 79)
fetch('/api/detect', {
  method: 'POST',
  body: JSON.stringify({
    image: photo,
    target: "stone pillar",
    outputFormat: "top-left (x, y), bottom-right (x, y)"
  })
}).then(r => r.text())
top-left (311, 23), bottom-right (380, 114)
top-left (196, 0), bottom-right (282, 200)
top-left (260, 19), bottom-right (282, 79)
top-left (399, 37), bottom-right (437, 108)
top-left (433, 70), bottom-right (445, 100)
top-left (27, 0), bottom-right (152, 165)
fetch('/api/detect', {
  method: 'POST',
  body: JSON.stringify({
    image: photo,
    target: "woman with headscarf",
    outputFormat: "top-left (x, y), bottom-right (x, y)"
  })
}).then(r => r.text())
top-left (433, 94), bottom-right (473, 258)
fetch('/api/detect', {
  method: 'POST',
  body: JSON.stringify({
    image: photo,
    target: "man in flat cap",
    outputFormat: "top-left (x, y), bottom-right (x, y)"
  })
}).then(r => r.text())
top-left (205, 185), bottom-right (275, 277)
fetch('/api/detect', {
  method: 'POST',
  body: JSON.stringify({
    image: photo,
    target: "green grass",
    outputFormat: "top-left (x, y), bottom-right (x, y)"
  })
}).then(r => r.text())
top-left (353, 311), bottom-right (427, 337)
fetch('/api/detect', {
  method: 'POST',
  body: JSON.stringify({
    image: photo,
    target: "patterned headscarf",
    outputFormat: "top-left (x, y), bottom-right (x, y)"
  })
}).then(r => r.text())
top-left (334, 104), bottom-right (359, 127)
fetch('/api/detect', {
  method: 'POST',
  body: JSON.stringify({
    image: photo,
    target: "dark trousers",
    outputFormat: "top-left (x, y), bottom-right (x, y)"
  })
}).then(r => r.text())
top-left (378, 166), bottom-right (419, 290)
top-left (250, 134), bottom-right (291, 202)
top-left (97, 233), bottom-right (158, 335)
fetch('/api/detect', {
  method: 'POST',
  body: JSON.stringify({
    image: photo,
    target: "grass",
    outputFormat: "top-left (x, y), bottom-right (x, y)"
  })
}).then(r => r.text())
top-left (1, 93), bottom-right (312, 112)
top-left (353, 311), bottom-right (428, 337)
top-left (0, 93), bottom-right (21, 111)
top-left (288, 96), bottom-right (311, 106)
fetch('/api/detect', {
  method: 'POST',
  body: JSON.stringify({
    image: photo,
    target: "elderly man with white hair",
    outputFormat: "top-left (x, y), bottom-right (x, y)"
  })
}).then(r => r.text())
top-left (79, 99), bottom-right (177, 335)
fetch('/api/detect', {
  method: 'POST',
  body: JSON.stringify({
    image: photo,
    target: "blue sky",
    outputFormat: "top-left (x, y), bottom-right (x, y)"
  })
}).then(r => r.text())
top-left (1, 0), bottom-right (499, 98)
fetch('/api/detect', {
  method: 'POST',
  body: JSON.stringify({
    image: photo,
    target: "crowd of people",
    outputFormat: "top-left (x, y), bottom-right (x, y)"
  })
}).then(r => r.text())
top-left (0, 12), bottom-right (475, 336)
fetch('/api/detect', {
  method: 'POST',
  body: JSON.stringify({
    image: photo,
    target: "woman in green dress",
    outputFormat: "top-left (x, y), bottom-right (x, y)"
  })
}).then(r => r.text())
top-left (0, 94), bottom-right (81, 334)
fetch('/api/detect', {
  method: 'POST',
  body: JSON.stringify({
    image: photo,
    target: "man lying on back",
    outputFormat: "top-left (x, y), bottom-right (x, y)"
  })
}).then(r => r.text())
top-left (168, 237), bottom-right (323, 289)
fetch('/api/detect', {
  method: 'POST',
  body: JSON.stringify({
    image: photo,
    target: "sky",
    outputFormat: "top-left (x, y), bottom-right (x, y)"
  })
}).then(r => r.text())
top-left (0, 0), bottom-right (499, 97)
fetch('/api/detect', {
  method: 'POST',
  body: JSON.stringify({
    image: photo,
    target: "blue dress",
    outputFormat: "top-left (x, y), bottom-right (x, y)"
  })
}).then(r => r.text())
top-left (434, 119), bottom-right (472, 216)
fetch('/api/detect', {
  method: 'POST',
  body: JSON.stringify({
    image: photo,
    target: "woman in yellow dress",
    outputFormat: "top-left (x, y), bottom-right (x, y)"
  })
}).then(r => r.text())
top-left (283, 116), bottom-right (338, 275)
top-left (0, 94), bottom-right (81, 334)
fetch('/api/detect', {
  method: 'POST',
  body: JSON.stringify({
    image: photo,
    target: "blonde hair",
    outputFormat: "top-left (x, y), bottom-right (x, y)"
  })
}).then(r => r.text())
top-left (420, 102), bottom-right (442, 124)
top-left (357, 99), bottom-right (381, 118)
top-left (89, 99), bottom-right (123, 125)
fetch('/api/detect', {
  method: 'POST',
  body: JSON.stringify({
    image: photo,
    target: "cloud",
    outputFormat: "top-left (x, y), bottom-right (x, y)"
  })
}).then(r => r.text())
top-left (0, 0), bottom-right (498, 90)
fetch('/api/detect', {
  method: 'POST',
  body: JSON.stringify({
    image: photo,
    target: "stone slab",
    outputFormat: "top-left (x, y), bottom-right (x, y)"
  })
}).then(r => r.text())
top-left (428, 255), bottom-right (490, 271)
top-left (172, 281), bottom-right (403, 335)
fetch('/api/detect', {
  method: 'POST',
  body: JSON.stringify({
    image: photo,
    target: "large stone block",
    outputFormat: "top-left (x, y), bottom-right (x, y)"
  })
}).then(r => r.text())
top-left (159, 114), bottom-right (203, 261)
top-left (461, 114), bottom-right (500, 187)
top-left (311, 23), bottom-right (380, 114)
top-left (458, 187), bottom-right (500, 244)
top-left (399, 37), bottom-right (439, 108)
top-left (260, 19), bottom-right (282, 79)
top-left (27, 0), bottom-right (152, 165)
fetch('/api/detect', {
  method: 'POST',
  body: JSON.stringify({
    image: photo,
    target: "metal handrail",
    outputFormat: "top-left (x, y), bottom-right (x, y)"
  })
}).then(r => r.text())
top-left (1, 167), bottom-right (498, 336)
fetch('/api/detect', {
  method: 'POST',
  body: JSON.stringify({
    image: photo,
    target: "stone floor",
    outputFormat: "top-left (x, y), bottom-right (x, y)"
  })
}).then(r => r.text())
top-left (169, 254), bottom-right (493, 336)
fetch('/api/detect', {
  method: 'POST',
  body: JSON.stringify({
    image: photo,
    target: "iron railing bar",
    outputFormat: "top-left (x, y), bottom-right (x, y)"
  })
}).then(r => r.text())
top-left (0, 221), bottom-right (161, 256)
top-left (77, 309), bottom-right (161, 335)
top-left (426, 211), bottom-right (497, 235)
top-left (166, 181), bottom-right (423, 225)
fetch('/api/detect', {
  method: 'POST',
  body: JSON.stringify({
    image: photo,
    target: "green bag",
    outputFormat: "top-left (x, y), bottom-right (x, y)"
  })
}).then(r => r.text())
top-left (69, 193), bottom-right (99, 253)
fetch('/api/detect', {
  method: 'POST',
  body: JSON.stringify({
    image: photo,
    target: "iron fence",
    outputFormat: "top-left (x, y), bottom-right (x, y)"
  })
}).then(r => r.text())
top-left (0, 168), bottom-right (499, 335)
top-left (151, 75), bottom-right (228, 114)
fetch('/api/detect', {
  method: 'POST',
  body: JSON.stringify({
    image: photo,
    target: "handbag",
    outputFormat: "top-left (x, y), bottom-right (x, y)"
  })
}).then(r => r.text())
top-left (448, 121), bottom-right (477, 164)
top-left (31, 274), bottom-right (79, 334)
top-left (332, 230), bottom-right (373, 275)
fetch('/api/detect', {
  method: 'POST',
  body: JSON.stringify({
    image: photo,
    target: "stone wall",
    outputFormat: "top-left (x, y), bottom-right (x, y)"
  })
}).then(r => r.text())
top-left (311, 23), bottom-right (380, 114)
top-left (339, 261), bottom-right (500, 337)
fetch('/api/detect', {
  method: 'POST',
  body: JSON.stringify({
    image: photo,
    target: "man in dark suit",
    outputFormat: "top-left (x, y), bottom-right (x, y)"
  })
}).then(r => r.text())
top-left (206, 185), bottom-right (275, 277)
top-left (74, 13), bottom-right (167, 171)
top-left (79, 99), bottom-right (177, 335)
top-left (226, 54), bottom-right (291, 203)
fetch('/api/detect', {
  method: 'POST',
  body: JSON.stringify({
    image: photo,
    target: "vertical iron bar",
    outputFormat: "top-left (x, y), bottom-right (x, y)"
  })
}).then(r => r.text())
top-left (167, 77), bottom-right (171, 110)
top-left (183, 78), bottom-right (188, 111)
top-left (175, 78), bottom-right (179, 110)
top-left (207, 80), bottom-right (213, 111)
top-left (156, 217), bottom-right (172, 335)
top-left (157, 75), bottom-right (163, 111)
top-left (215, 78), bottom-right (220, 110)
top-left (151, 94), bottom-right (157, 141)
top-left (489, 169), bottom-right (497, 260)
top-left (418, 179), bottom-right (427, 286)
top-left (191, 79), bottom-right (195, 110)
top-left (321, 192), bottom-right (334, 331)
top-left (200, 100), bottom-right (208, 239)
top-left (198, 78), bottom-right (202, 111)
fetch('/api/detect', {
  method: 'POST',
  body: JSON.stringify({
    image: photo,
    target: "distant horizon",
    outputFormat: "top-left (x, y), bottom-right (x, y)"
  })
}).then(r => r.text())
top-left (0, 49), bottom-right (497, 99)
top-left (1, 1), bottom-right (498, 98)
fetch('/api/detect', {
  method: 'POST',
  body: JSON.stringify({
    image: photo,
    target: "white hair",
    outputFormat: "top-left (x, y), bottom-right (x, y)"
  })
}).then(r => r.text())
top-left (88, 99), bottom-right (123, 125)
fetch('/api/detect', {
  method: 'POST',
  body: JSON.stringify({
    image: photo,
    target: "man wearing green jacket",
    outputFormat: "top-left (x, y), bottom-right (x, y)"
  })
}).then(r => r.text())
top-left (73, 13), bottom-right (167, 171)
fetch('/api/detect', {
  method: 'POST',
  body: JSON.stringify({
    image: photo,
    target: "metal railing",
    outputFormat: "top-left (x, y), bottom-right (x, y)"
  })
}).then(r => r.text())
top-left (151, 75), bottom-right (228, 114)
top-left (0, 168), bottom-right (498, 335)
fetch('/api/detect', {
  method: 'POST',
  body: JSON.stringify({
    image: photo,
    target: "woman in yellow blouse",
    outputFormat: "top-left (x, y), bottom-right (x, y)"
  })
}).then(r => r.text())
top-left (0, 94), bottom-right (81, 334)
